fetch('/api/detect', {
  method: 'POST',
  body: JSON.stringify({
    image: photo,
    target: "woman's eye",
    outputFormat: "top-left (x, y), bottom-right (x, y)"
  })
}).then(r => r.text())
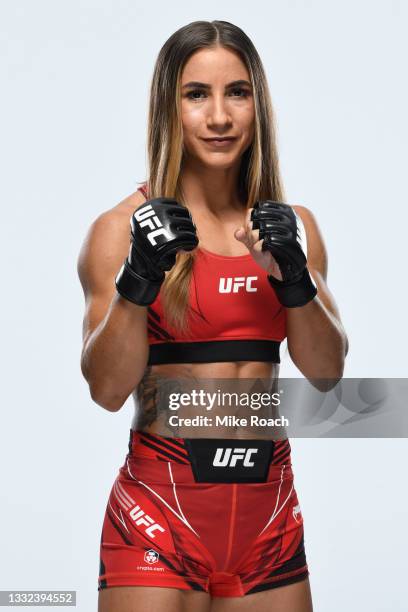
top-left (186, 88), bottom-right (250, 100)
top-left (230, 88), bottom-right (249, 97)
top-left (187, 90), bottom-right (206, 100)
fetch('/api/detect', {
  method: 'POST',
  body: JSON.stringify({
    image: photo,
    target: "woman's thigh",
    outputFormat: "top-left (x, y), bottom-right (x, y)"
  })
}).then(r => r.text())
top-left (210, 577), bottom-right (313, 612)
top-left (98, 586), bottom-right (212, 612)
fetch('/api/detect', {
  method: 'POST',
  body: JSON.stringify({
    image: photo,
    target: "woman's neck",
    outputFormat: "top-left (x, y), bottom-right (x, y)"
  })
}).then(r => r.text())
top-left (179, 165), bottom-right (245, 216)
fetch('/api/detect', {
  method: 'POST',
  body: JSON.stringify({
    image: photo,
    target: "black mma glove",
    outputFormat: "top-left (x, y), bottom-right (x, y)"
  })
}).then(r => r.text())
top-left (251, 201), bottom-right (317, 308)
top-left (116, 197), bottom-right (198, 306)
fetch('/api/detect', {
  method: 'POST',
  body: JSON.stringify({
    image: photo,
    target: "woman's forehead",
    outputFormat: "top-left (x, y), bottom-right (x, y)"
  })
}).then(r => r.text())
top-left (181, 47), bottom-right (249, 82)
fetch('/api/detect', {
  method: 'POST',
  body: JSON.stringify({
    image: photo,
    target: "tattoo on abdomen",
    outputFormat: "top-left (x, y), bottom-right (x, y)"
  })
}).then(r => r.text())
top-left (135, 368), bottom-right (182, 432)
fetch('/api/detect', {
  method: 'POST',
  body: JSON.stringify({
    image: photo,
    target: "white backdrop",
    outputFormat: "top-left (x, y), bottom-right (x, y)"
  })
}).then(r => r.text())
top-left (1, 1), bottom-right (407, 610)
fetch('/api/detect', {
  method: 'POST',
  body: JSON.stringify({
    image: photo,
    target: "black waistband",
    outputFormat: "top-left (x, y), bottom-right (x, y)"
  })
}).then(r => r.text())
top-left (148, 339), bottom-right (281, 365)
top-left (130, 431), bottom-right (280, 483)
top-left (184, 437), bottom-right (275, 483)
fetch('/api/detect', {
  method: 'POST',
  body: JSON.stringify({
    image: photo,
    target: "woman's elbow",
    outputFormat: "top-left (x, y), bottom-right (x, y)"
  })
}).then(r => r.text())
top-left (89, 384), bottom-right (127, 412)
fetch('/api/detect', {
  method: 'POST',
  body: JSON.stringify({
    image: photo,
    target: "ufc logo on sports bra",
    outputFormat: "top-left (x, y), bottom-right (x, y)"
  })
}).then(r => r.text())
top-left (213, 447), bottom-right (259, 468)
top-left (129, 504), bottom-right (165, 538)
top-left (135, 204), bottom-right (172, 246)
top-left (219, 276), bottom-right (258, 293)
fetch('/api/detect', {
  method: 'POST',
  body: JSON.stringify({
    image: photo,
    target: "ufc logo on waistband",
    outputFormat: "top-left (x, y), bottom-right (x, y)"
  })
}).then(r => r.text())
top-left (213, 448), bottom-right (259, 467)
top-left (135, 204), bottom-right (172, 245)
top-left (219, 276), bottom-right (258, 293)
top-left (129, 504), bottom-right (165, 538)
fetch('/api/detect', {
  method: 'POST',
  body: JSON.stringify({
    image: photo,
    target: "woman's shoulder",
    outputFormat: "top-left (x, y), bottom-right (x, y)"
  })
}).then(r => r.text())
top-left (291, 203), bottom-right (327, 277)
top-left (92, 188), bottom-right (147, 231)
top-left (292, 203), bottom-right (314, 222)
top-left (291, 203), bottom-right (322, 238)
top-left (78, 189), bottom-right (147, 275)
top-left (111, 187), bottom-right (148, 218)
top-left (77, 185), bottom-right (151, 300)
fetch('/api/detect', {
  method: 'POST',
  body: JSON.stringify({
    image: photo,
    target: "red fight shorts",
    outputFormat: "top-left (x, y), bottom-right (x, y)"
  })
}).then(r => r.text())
top-left (98, 430), bottom-right (309, 597)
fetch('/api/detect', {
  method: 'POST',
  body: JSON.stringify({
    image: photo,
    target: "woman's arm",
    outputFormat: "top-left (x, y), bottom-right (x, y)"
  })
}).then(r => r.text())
top-left (77, 192), bottom-right (149, 412)
top-left (286, 205), bottom-right (349, 382)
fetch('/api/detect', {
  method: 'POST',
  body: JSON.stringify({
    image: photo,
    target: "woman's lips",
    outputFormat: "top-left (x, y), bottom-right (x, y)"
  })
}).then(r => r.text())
top-left (202, 138), bottom-right (237, 148)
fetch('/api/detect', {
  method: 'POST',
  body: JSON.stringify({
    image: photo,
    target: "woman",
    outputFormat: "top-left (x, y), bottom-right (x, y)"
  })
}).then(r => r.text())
top-left (78, 20), bottom-right (348, 612)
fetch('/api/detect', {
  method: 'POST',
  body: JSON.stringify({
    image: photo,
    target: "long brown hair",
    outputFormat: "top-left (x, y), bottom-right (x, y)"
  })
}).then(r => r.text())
top-left (139, 20), bottom-right (286, 335)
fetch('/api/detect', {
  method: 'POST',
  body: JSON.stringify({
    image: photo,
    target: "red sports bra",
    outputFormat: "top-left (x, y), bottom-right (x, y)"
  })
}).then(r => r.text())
top-left (137, 185), bottom-right (287, 365)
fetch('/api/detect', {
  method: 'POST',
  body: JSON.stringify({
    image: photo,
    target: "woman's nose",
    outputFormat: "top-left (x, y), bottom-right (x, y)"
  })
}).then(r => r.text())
top-left (207, 93), bottom-right (232, 127)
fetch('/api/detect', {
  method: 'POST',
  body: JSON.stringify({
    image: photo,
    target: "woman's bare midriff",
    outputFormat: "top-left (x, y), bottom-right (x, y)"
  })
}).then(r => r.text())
top-left (131, 360), bottom-right (281, 439)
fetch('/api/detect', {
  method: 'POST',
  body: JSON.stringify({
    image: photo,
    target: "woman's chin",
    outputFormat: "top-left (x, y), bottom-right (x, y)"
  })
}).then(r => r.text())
top-left (198, 154), bottom-right (240, 171)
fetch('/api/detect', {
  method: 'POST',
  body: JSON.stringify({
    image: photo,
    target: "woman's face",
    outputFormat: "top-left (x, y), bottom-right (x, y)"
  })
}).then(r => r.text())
top-left (180, 46), bottom-right (255, 170)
